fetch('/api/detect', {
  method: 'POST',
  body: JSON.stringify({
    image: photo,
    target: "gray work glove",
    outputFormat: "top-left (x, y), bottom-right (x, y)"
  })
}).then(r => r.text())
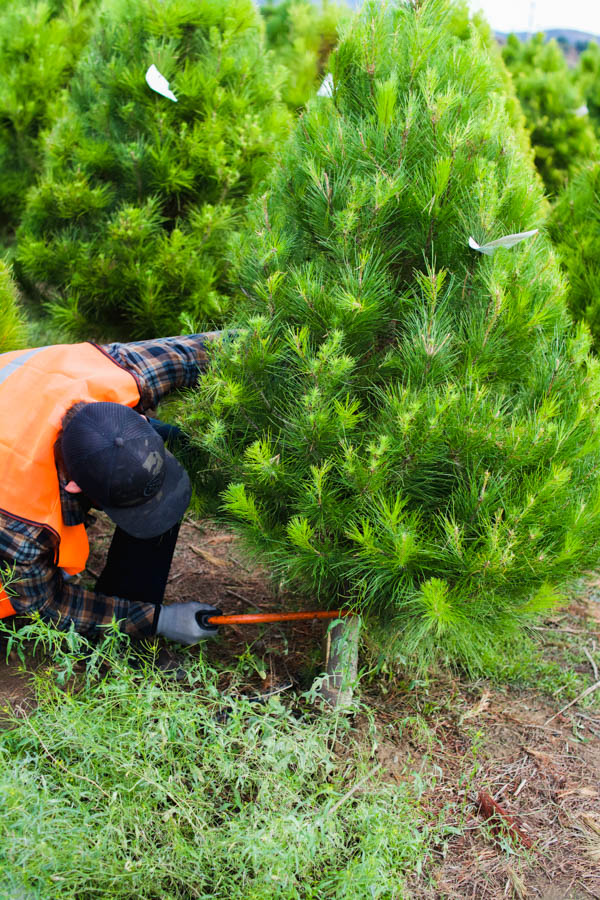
top-left (156, 602), bottom-right (220, 645)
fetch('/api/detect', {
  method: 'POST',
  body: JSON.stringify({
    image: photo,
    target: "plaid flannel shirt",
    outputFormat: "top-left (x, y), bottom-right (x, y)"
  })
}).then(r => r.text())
top-left (0, 334), bottom-right (218, 638)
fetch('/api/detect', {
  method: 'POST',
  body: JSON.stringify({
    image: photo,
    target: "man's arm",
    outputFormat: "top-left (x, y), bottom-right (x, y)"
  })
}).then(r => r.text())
top-left (100, 333), bottom-right (221, 411)
top-left (1, 516), bottom-right (156, 638)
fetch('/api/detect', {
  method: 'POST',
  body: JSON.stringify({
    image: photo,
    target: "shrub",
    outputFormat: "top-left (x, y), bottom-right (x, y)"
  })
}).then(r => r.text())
top-left (548, 161), bottom-right (600, 346)
top-left (0, 260), bottom-right (26, 352)
top-left (261, 0), bottom-right (349, 111)
top-left (16, 0), bottom-right (292, 340)
top-left (502, 33), bottom-right (597, 195)
top-left (179, 0), bottom-right (600, 671)
top-left (0, 0), bottom-right (97, 241)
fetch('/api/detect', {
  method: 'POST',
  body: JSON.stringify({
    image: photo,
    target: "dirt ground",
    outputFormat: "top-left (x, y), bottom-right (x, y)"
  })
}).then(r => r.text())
top-left (372, 675), bottom-right (600, 899)
top-left (1, 515), bottom-right (600, 899)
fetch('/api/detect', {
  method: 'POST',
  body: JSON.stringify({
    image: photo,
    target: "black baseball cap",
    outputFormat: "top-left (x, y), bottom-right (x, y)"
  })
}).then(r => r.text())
top-left (60, 402), bottom-right (191, 539)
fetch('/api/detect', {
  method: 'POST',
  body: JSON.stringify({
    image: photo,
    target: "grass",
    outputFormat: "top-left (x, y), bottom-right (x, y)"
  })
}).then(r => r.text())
top-left (1, 576), bottom-right (599, 899)
top-left (484, 628), bottom-right (600, 700)
top-left (476, 579), bottom-right (600, 705)
top-left (364, 612), bottom-right (600, 715)
top-left (0, 620), bottom-right (432, 900)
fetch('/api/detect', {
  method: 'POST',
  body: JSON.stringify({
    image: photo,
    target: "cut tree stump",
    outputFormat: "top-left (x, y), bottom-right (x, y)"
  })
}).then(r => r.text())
top-left (317, 615), bottom-right (361, 709)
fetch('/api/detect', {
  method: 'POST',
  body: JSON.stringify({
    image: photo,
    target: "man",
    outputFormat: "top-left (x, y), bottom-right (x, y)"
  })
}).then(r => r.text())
top-left (0, 334), bottom-right (220, 645)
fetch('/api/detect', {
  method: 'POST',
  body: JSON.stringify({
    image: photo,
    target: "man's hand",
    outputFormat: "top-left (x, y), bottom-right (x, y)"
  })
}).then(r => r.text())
top-left (156, 601), bottom-right (220, 645)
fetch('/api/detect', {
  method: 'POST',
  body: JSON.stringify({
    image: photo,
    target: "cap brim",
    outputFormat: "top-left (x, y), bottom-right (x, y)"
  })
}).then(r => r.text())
top-left (101, 450), bottom-right (192, 539)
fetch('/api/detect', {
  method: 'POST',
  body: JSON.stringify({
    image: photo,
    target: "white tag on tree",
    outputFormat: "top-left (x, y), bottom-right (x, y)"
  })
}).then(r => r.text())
top-left (576, 104), bottom-right (589, 117)
top-left (468, 229), bottom-right (539, 255)
top-left (145, 64), bottom-right (178, 102)
top-left (317, 73), bottom-right (334, 97)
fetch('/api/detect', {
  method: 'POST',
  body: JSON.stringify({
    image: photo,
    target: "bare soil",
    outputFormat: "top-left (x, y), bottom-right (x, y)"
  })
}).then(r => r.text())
top-left (370, 675), bottom-right (600, 898)
top-left (2, 514), bottom-right (600, 898)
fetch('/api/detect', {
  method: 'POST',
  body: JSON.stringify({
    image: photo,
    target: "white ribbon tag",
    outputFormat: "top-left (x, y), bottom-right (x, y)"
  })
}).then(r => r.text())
top-left (576, 104), bottom-right (589, 117)
top-left (468, 229), bottom-right (539, 255)
top-left (145, 64), bottom-right (178, 102)
top-left (317, 73), bottom-right (334, 97)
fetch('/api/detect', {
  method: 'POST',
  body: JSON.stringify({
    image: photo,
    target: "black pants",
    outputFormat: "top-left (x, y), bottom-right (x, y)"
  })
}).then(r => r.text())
top-left (94, 418), bottom-right (184, 626)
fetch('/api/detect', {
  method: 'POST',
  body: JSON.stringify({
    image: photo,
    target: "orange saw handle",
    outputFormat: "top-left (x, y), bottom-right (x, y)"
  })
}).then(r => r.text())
top-left (198, 609), bottom-right (352, 628)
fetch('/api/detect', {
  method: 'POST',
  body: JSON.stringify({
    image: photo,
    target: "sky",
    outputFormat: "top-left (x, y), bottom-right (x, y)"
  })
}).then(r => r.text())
top-left (467, 0), bottom-right (600, 36)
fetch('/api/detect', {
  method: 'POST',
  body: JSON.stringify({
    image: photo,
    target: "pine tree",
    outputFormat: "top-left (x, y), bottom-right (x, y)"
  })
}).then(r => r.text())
top-left (180, 0), bottom-right (600, 670)
top-left (0, 0), bottom-right (97, 242)
top-left (548, 161), bottom-right (600, 346)
top-left (502, 33), bottom-right (597, 195)
top-left (15, 0), bottom-right (291, 340)
top-left (260, 0), bottom-right (349, 111)
top-left (576, 41), bottom-right (600, 133)
top-left (0, 261), bottom-right (26, 353)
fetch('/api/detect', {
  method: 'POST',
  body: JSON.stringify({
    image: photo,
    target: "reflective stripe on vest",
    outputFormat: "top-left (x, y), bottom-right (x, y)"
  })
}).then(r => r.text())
top-left (0, 346), bottom-right (45, 387)
top-left (0, 343), bottom-right (141, 616)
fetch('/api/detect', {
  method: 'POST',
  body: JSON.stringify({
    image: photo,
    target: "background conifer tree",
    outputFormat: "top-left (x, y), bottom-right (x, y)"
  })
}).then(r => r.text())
top-left (0, 261), bottom-right (26, 353)
top-left (180, 0), bottom-right (600, 670)
top-left (260, 0), bottom-right (349, 111)
top-left (0, 0), bottom-right (97, 241)
top-left (16, 0), bottom-right (291, 340)
top-left (502, 33), bottom-right (597, 194)
top-left (576, 41), bottom-right (600, 134)
top-left (548, 161), bottom-right (600, 346)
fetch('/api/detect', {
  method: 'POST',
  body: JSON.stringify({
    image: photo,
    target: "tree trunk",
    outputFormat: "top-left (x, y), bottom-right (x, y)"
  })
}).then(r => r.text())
top-left (317, 615), bottom-right (361, 709)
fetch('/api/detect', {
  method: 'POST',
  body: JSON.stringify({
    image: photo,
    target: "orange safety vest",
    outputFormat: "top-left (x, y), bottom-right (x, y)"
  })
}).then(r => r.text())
top-left (0, 343), bottom-right (141, 617)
